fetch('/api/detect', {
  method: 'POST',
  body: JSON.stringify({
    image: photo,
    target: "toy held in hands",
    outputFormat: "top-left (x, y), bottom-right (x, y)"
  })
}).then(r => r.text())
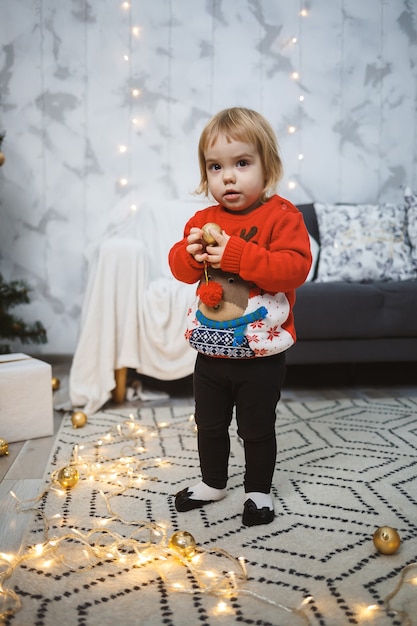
top-left (202, 222), bottom-right (222, 245)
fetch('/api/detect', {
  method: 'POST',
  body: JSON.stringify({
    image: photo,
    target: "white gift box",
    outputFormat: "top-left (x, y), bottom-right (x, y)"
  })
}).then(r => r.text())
top-left (0, 353), bottom-right (54, 443)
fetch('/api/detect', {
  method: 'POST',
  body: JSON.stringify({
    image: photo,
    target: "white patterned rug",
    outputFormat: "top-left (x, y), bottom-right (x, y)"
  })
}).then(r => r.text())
top-left (3, 398), bottom-right (417, 626)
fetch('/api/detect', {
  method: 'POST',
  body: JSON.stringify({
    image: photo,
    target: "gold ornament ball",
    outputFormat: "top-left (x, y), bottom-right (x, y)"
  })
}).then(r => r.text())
top-left (202, 222), bottom-right (222, 246)
top-left (373, 526), bottom-right (401, 555)
top-left (0, 438), bottom-right (9, 456)
top-left (0, 152), bottom-right (5, 167)
top-left (168, 530), bottom-right (196, 559)
top-left (57, 466), bottom-right (79, 488)
top-left (51, 376), bottom-right (60, 391)
top-left (71, 411), bottom-right (88, 428)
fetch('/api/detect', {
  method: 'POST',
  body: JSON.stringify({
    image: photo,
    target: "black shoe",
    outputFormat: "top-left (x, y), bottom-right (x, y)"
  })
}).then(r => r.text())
top-left (242, 498), bottom-right (275, 527)
top-left (174, 487), bottom-right (215, 512)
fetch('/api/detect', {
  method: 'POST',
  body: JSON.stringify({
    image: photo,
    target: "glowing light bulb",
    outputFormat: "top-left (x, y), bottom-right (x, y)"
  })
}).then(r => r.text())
top-left (291, 71), bottom-right (299, 80)
top-left (132, 26), bottom-right (141, 37)
top-left (356, 604), bottom-right (379, 619)
top-left (121, 2), bottom-right (130, 9)
top-left (119, 178), bottom-right (128, 186)
top-left (132, 88), bottom-right (141, 97)
top-left (123, 54), bottom-right (129, 61)
top-left (132, 117), bottom-right (145, 128)
top-left (288, 125), bottom-right (296, 134)
top-left (119, 145), bottom-right (127, 153)
top-left (292, 37), bottom-right (298, 44)
top-left (298, 153), bottom-right (304, 160)
top-left (299, 95), bottom-right (305, 102)
top-left (238, 556), bottom-right (247, 577)
top-left (130, 204), bottom-right (137, 211)
top-left (288, 181), bottom-right (296, 189)
top-left (300, 9), bottom-right (308, 17)
top-left (34, 544), bottom-right (44, 556)
top-left (213, 601), bottom-right (235, 616)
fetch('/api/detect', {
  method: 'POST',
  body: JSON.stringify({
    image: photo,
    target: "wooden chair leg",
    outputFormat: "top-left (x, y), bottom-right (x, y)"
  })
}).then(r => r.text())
top-left (112, 367), bottom-right (127, 403)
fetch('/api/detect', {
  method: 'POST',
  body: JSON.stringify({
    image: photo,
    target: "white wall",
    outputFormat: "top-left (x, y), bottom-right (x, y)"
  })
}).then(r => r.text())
top-left (0, 0), bottom-right (416, 354)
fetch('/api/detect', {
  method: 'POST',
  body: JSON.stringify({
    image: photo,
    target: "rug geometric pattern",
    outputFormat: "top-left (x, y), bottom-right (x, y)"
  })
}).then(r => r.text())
top-left (3, 397), bottom-right (417, 626)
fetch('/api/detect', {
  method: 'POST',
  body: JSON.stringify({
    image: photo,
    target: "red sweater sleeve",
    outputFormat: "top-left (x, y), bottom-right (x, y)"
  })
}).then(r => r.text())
top-left (168, 211), bottom-right (208, 284)
top-left (222, 208), bottom-right (311, 292)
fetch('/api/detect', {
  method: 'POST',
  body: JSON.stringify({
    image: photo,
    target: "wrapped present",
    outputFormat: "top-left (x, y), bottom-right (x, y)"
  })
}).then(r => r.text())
top-left (0, 353), bottom-right (54, 443)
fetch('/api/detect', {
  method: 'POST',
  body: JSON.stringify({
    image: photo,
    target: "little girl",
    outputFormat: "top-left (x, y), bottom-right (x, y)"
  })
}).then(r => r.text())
top-left (168, 107), bottom-right (311, 526)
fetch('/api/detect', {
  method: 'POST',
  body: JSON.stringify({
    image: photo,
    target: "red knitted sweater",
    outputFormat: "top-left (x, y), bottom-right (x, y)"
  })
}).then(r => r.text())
top-left (169, 195), bottom-right (312, 356)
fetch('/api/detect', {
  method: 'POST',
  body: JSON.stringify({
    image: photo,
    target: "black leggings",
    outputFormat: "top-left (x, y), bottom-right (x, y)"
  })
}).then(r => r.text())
top-left (193, 352), bottom-right (286, 493)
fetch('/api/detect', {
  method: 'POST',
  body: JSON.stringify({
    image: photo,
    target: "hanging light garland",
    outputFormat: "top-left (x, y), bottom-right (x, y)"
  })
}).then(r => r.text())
top-left (287, 4), bottom-right (308, 193)
top-left (119, 1), bottom-right (142, 213)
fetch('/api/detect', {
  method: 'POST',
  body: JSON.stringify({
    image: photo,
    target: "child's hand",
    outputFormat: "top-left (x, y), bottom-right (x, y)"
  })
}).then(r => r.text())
top-left (205, 228), bottom-right (230, 269)
top-left (186, 227), bottom-right (207, 263)
top-left (186, 226), bottom-right (230, 267)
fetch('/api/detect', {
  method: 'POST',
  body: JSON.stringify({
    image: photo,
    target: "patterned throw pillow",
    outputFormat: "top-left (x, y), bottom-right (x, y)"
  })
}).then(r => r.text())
top-left (404, 187), bottom-right (417, 270)
top-left (314, 202), bottom-right (417, 283)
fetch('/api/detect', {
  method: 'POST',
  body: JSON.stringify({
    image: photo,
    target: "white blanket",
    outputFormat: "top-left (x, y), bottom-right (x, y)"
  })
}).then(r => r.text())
top-left (69, 237), bottom-right (196, 414)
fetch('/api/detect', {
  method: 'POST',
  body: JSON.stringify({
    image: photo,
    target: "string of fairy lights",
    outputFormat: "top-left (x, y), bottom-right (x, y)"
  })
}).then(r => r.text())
top-left (286, 5), bottom-right (308, 194)
top-left (115, 2), bottom-right (308, 210)
top-left (119, 1), bottom-right (142, 213)
top-left (0, 409), bottom-right (416, 624)
top-left (0, 412), bottom-right (313, 623)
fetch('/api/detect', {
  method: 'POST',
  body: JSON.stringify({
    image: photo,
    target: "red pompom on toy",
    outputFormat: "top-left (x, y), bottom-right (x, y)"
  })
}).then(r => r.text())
top-left (197, 281), bottom-right (223, 307)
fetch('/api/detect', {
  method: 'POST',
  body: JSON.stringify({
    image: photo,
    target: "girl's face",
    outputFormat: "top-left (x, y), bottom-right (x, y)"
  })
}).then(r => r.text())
top-left (204, 134), bottom-right (265, 213)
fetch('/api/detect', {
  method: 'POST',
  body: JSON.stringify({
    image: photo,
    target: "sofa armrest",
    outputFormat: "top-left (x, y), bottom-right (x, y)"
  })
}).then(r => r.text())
top-left (297, 203), bottom-right (320, 243)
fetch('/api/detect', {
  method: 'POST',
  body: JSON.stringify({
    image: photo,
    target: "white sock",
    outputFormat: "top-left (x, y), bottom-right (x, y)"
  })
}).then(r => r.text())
top-left (189, 481), bottom-right (226, 501)
top-left (245, 492), bottom-right (274, 511)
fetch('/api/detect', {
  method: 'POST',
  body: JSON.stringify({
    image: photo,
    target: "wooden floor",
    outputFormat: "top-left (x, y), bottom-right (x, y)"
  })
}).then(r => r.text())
top-left (1, 355), bottom-right (416, 553)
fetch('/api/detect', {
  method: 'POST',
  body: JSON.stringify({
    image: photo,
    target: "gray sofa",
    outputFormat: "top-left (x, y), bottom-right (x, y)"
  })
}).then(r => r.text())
top-left (286, 203), bottom-right (417, 365)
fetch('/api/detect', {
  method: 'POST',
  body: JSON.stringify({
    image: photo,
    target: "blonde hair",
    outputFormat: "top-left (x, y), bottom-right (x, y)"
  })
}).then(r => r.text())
top-left (196, 107), bottom-right (283, 201)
